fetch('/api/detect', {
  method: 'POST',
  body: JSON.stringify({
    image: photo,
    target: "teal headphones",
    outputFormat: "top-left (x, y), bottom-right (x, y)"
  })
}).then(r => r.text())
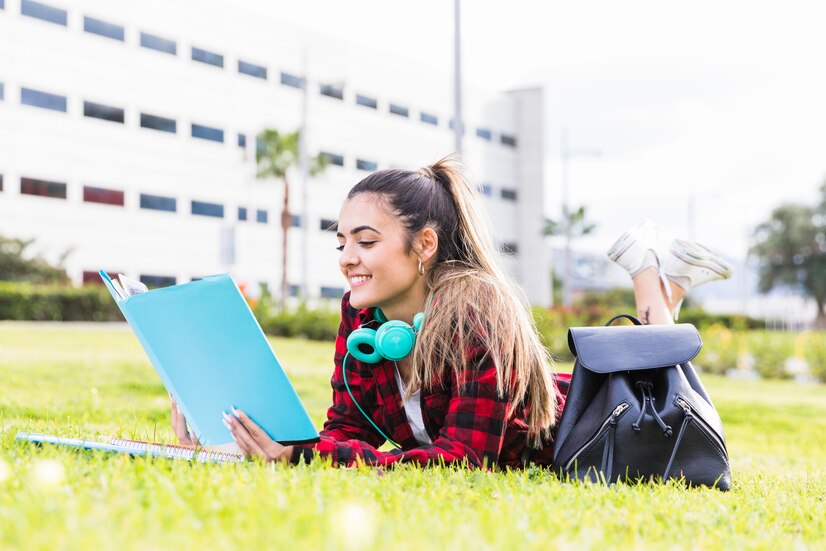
top-left (342, 307), bottom-right (425, 449)
top-left (346, 308), bottom-right (424, 363)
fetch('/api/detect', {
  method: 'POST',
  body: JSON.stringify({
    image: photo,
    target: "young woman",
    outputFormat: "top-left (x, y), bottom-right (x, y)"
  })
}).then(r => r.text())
top-left (172, 157), bottom-right (731, 469)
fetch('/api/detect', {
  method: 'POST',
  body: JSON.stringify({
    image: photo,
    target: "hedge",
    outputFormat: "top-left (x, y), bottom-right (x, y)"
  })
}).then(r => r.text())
top-left (0, 281), bottom-right (123, 321)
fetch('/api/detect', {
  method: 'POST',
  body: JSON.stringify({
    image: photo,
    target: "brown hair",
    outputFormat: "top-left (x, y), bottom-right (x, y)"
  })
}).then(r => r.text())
top-left (347, 154), bottom-right (558, 446)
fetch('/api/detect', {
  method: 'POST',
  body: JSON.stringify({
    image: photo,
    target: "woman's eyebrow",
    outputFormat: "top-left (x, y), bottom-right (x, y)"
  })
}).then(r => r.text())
top-left (336, 225), bottom-right (381, 238)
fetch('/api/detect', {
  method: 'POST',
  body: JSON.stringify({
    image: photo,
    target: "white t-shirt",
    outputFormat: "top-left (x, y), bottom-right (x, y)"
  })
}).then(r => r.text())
top-left (393, 364), bottom-right (433, 446)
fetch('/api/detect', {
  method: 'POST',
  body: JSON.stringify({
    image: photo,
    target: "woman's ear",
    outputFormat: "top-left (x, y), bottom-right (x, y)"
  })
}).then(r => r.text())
top-left (415, 227), bottom-right (439, 264)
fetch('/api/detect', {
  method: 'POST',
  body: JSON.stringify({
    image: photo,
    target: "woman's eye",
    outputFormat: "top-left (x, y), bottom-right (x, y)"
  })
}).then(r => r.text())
top-left (335, 244), bottom-right (345, 252)
top-left (358, 241), bottom-right (376, 248)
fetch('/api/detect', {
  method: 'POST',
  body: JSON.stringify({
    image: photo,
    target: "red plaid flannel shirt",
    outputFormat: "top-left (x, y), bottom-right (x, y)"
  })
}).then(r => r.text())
top-left (290, 293), bottom-right (570, 469)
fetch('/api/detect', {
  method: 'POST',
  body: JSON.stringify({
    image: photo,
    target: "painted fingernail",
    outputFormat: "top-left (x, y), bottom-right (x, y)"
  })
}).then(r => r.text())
top-left (222, 419), bottom-right (231, 430)
top-left (231, 406), bottom-right (240, 417)
top-left (176, 403), bottom-right (181, 415)
top-left (222, 411), bottom-right (232, 423)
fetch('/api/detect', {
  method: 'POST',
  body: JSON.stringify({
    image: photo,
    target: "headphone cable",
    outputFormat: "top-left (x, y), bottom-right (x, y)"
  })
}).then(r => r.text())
top-left (341, 352), bottom-right (402, 450)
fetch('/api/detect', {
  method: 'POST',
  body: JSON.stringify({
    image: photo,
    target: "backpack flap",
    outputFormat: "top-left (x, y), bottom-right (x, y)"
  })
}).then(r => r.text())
top-left (567, 324), bottom-right (702, 373)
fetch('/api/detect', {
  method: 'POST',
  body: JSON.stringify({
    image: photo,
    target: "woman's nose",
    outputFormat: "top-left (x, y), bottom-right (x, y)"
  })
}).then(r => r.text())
top-left (339, 244), bottom-right (357, 267)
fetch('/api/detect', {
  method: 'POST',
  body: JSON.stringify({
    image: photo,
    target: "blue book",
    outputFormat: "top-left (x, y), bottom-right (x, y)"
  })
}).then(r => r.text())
top-left (99, 270), bottom-right (319, 447)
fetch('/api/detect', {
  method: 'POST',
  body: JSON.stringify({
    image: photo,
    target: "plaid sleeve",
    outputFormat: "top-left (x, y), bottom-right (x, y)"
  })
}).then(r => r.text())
top-left (291, 336), bottom-right (510, 469)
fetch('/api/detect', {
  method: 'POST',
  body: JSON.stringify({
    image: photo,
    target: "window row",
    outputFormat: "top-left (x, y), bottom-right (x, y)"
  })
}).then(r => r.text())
top-left (11, 176), bottom-right (269, 223)
top-left (13, 0), bottom-right (518, 148)
top-left (12, 85), bottom-right (385, 168)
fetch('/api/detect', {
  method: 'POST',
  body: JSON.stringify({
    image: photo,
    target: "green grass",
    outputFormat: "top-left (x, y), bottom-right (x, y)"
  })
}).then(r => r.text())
top-left (1, 321), bottom-right (825, 550)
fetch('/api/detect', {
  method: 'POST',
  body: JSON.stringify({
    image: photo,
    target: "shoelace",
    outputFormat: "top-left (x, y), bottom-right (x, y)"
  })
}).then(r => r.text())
top-left (631, 381), bottom-right (673, 437)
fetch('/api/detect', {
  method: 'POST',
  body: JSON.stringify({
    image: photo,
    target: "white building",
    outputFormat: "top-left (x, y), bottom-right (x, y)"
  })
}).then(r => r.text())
top-left (0, 0), bottom-right (550, 305)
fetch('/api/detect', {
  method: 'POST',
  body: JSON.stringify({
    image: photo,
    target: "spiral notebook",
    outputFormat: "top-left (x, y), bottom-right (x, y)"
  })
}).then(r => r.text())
top-left (15, 433), bottom-right (246, 464)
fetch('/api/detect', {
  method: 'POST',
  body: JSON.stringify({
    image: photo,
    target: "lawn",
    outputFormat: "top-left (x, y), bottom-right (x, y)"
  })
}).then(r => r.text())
top-left (1, 321), bottom-right (824, 550)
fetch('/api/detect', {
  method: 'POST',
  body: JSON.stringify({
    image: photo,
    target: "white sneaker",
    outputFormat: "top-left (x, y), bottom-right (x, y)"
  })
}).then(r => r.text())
top-left (663, 239), bottom-right (733, 291)
top-left (606, 219), bottom-right (661, 277)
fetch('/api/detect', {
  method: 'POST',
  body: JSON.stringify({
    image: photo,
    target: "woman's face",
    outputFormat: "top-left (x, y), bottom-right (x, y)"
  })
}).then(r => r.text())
top-left (337, 194), bottom-right (425, 315)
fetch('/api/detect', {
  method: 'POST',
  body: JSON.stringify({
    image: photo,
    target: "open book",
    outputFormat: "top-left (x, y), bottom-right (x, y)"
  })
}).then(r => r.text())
top-left (17, 271), bottom-right (319, 463)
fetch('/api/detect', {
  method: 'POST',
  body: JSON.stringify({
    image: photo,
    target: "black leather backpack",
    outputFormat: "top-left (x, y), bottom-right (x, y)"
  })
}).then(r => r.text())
top-left (552, 315), bottom-right (731, 490)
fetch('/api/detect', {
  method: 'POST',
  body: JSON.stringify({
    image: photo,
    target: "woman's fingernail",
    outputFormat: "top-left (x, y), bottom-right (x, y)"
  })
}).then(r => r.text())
top-left (222, 419), bottom-right (231, 430)
top-left (176, 404), bottom-right (181, 415)
top-left (222, 412), bottom-right (232, 423)
top-left (231, 406), bottom-right (240, 417)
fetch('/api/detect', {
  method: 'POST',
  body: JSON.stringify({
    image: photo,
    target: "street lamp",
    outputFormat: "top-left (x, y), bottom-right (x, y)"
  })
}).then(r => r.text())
top-left (560, 127), bottom-right (602, 307)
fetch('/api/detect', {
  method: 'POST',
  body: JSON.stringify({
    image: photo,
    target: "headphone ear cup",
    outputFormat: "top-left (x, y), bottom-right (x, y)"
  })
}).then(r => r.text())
top-left (374, 320), bottom-right (416, 362)
top-left (346, 328), bottom-right (382, 363)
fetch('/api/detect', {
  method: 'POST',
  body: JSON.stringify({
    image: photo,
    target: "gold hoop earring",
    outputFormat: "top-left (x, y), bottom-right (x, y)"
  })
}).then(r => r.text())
top-left (417, 259), bottom-right (425, 277)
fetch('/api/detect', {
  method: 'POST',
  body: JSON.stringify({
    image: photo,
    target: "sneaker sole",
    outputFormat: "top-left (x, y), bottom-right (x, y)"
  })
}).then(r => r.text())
top-left (606, 219), bottom-right (656, 262)
top-left (669, 240), bottom-right (733, 279)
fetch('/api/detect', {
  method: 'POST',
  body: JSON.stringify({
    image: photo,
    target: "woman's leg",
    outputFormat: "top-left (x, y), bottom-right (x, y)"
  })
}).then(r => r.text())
top-left (631, 268), bottom-right (686, 325)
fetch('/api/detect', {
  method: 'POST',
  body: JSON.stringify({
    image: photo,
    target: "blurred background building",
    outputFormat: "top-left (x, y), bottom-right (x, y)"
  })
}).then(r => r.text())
top-left (0, 0), bottom-right (550, 304)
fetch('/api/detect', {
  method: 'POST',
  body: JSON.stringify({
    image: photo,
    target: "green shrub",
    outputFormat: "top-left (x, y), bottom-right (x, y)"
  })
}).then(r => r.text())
top-left (746, 331), bottom-right (794, 379)
top-left (696, 324), bottom-right (743, 375)
top-left (258, 303), bottom-right (340, 341)
top-left (802, 331), bottom-right (826, 382)
top-left (0, 281), bottom-right (122, 321)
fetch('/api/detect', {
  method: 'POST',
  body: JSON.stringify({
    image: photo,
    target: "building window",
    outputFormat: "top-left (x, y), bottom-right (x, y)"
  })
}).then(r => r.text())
top-left (280, 72), bottom-right (303, 89)
top-left (476, 128), bottom-right (493, 141)
top-left (256, 209), bottom-right (268, 224)
top-left (389, 103), bottom-right (409, 118)
top-left (501, 188), bottom-right (518, 201)
top-left (21, 87), bottom-right (67, 113)
top-left (140, 274), bottom-right (176, 289)
top-left (320, 83), bottom-right (343, 100)
top-left (83, 185), bottom-right (124, 206)
top-left (83, 100), bottom-right (124, 124)
top-left (140, 113), bottom-right (176, 133)
top-left (356, 159), bottom-right (377, 172)
top-left (191, 200), bottom-right (224, 218)
top-left (21, 177), bottom-right (66, 199)
top-left (191, 123), bottom-right (224, 143)
top-left (238, 60), bottom-right (267, 80)
top-left (238, 207), bottom-right (247, 221)
top-left (83, 16), bottom-right (124, 41)
top-left (501, 134), bottom-right (517, 148)
top-left (288, 284), bottom-right (301, 298)
top-left (320, 286), bottom-right (345, 299)
top-left (191, 46), bottom-right (223, 68)
top-left (21, 0), bottom-right (67, 26)
top-left (319, 218), bottom-right (338, 232)
top-left (420, 112), bottom-right (438, 126)
top-left (290, 214), bottom-right (302, 227)
top-left (500, 242), bottom-right (519, 255)
top-left (0, 1), bottom-right (4, 9)
top-left (237, 133), bottom-right (247, 148)
top-left (0, 174), bottom-right (3, 192)
top-left (478, 184), bottom-right (493, 197)
top-left (0, 82), bottom-right (4, 101)
top-left (140, 32), bottom-right (177, 55)
top-left (140, 193), bottom-right (176, 212)
top-left (356, 94), bottom-right (377, 109)
top-left (319, 151), bottom-right (344, 167)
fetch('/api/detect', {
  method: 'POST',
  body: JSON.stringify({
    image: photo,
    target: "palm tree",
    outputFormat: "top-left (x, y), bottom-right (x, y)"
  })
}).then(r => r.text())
top-left (255, 129), bottom-right (327, 307)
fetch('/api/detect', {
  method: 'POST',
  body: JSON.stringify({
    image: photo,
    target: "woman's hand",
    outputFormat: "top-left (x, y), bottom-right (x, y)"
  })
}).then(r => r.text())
top-left (225, 408), bottom-right (294, 463)
top-left (170, 396), bottom-right (199, 446)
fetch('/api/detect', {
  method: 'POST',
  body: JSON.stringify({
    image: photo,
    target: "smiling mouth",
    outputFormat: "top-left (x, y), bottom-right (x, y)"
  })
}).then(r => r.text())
top-left (350, 275), bottom-right (372, 286)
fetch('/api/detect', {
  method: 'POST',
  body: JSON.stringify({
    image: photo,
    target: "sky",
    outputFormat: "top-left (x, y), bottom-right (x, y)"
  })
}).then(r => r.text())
top-left (246, 0), bottom-right (826, 261)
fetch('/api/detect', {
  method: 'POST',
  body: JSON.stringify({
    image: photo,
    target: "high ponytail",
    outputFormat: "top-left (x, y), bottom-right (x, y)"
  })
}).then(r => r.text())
top-left (348, 154), bottom-right (559, 447)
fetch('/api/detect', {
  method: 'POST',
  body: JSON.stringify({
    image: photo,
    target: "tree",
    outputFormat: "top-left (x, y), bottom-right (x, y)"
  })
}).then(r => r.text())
top-left (0, 235), bottom-right (69, 284)
top-left (544, 205), bottom-right (597, 307)
top-left (255, 129), bottom-right (327, 307)
top-left (750, 186), bottom-right (826, 328)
